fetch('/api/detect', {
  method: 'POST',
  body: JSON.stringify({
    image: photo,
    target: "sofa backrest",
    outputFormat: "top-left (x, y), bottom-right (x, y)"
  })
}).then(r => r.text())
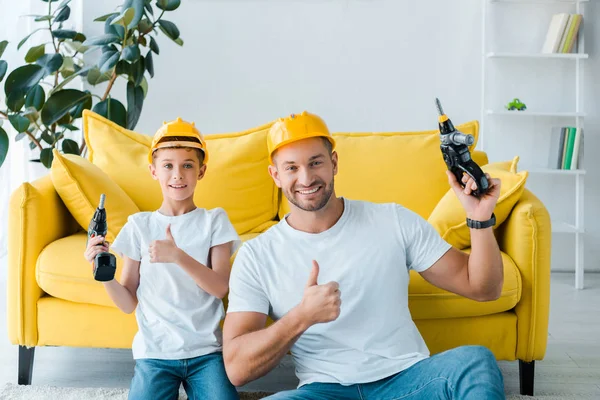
top-left (278, 121), bottom-right (487, 219)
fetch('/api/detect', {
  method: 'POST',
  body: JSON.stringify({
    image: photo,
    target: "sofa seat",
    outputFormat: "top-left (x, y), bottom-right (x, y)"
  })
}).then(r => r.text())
top-left (38, 232), bottom-right (521, 318)
top-left (36, 231), bottom-right (263, 308)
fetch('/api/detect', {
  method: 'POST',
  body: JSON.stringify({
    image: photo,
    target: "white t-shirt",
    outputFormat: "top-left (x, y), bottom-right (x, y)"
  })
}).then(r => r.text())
top-left (227, 198), bottom-right (452, 387)
top-left (111, 207), bottom-right (241, 360)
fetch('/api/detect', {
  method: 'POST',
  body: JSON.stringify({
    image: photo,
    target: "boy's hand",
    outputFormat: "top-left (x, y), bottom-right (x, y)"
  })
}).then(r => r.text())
top-left (84, 235), bottom-right (110, 269)
top-left (149, 224), bottom-right (181, 263)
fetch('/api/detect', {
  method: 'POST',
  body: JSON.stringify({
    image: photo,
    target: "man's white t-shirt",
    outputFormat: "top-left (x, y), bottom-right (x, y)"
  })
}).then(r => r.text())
top-left (111, 207), bottom-right (241, 360)
top-left (227, 198), bottom-right (452, 387)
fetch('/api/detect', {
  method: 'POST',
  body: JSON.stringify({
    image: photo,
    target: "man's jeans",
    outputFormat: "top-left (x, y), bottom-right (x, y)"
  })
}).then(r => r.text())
top-left (128, 352), bottom-right (239, 400)
top-left (266, 345), bottom-right (505, 400)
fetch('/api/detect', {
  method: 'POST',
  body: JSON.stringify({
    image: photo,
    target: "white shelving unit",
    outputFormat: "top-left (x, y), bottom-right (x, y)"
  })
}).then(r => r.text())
top-left (481, 0), bottom-right (587, 289)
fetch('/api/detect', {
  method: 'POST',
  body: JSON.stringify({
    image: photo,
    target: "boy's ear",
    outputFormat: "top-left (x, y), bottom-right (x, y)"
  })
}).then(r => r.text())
top-left (197, 164), bottom-right (207, 180)
top-left (148, 163), bottom-right (158, 180)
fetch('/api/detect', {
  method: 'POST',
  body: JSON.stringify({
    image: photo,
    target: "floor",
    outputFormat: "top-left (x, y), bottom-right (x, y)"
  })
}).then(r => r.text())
top-left (1, 258), bottom-right (599, 396)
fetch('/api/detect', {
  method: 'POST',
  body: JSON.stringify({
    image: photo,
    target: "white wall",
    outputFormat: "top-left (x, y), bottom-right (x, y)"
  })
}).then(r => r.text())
top-left (79, 0), bottom-right (598, 273)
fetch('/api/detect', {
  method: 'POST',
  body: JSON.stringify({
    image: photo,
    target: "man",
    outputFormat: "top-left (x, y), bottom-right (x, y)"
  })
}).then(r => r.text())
top-left (223, 111), bottom-right (505, 399)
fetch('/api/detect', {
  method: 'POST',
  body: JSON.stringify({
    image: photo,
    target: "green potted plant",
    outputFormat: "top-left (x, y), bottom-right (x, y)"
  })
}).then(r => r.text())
top-left (0, 0), bottom-right (184, 169)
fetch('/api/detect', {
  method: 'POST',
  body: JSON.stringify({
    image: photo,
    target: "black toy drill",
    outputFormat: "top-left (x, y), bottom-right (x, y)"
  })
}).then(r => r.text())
top-left (87, 194), bottom-right (116, 282)
top-left (436, 98), bottom-right (489, 197)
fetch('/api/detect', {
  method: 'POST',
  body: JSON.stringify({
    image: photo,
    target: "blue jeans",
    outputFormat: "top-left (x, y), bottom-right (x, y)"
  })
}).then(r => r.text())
top-left (266, 346), bottom-right (505, 400)
top-left (128, 352), bottom-right (239, 400)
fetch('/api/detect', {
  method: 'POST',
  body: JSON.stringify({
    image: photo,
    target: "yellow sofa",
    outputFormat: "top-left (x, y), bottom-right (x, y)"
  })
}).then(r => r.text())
top-left (8, 111), bottom-right (551, 395)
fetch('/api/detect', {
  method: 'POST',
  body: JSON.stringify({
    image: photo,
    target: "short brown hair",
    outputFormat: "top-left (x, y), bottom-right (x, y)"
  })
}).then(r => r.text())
top-left (152, 136), bottom-right (205, 164)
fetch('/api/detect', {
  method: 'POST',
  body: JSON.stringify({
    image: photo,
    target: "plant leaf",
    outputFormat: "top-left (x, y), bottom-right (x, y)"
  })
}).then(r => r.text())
top-left (0, 41), bottom-right (8, 58)
top-left (110, 7), bottom-right (135, 28)
top-left (25, 44), bottom-right (46, 63)
top-left (62, 138), bottom-right (79, 154)
top-left (126, 81), bottom-right (144, 129)
top-left (34, 15), bottom-right (53, 22)
top-left (82, 34), bottom-right (120, 47)
top-left (51, 65), bottom-right (91, 93)
top-left (173, 37), bottom-right (183, 46)
top-left (130, 57), bottom-right (145, 87)
top-left (121, 0), bottom-right (144, 30)
top-left (156, 0), bottom-right (180, 11)
top-left (41, 88), bottom-right (90, 126)
top-left (86, 67), bottom-right (112, 85)
top-left (61, 123), bottom-right (79, 131)
top-left (54, 5), bottom-right (70, 23)
top-left (149, 36), bottom-right (159, 54)
top-left (70, 91), bottom-right (92, 118)
top-left (40, 148), bottom-right (54, 169)
top-left (105, 15), bottom-right (125, 39)
top-left (15, 132), bottom-right (26, 142)
top-left (8, 114), bottom-right (31, 133)
top-left (41, 130), bottom-right (53, 145)
top-left (122, 45), bottom-right (140, 62)
top-left (4, 64), bottom-right (45, 97)
top-left (138, 19), bottom-right (153, 35)
top-left (0, 126), bottom-right (8, 169)
top-left (25, 85), bottom-right (46, 110)
top-left (52, 30), bottom-right (78, 40)
top-left (6, 91), bottom-right (26, 112)
top-left (17, 28), bottom-right (45, 50)
top-left (92, 98), bottom-right (127, 128)
top-left (145, 49), bottom-right (154, 78)
top-left (158, 20), bottom-right (179, 40)
top-left (140, 76), bottom-right (148, 98)
top-left (99, 51), bottom-right (120, 73)
top-left (0, 61), bottom-right (7, 83)
top-left (36, 53), bottom-right (63, 74)
top-left (94, 12), bottom-right (119, 22)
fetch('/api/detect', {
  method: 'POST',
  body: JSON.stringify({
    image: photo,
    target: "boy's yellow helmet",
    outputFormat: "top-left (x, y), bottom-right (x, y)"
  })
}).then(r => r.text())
top-left (267, 111), bottom-right (336, 164)
top-left (148, 117), bottom-right (208, 164)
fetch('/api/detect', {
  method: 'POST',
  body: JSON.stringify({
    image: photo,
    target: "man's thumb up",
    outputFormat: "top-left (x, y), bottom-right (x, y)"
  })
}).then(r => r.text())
top-left (166, 224), bottom-right (175, 242)
top-left (306, 260), bottom-right (320, 287)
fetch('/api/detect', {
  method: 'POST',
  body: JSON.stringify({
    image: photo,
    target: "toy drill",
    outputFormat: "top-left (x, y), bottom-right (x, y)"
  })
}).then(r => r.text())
top-left (87, 194), bottom-right (116, 282)
top-left (435, 98), bottom-right (489, 197)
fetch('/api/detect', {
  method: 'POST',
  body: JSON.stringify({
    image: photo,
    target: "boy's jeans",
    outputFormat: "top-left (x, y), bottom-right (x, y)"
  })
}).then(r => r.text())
top-left (128, 352), bottom-right (239, 400)
top-left (266, 345), bottom-right (505, 400)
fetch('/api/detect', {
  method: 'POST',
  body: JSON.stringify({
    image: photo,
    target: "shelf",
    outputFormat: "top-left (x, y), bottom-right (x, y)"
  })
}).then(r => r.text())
top-left (486, 52), bottom-right (588, 59)
top-left (527, 168), bottom-right (586, 175)
top-left (490, 0), bottom-right (589, 3)
top-left (486, 110), bottom-right (586, 117)
top-left (552, 221), bottom-right (584, 234)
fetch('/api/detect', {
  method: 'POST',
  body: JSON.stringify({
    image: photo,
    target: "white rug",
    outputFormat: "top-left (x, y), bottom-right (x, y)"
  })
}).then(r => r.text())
top-left (0, 383), bottom-right (596, 400)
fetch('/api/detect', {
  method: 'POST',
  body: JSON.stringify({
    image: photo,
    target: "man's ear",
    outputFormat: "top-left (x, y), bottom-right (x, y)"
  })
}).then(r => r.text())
top-left (331, 151), bottom-right (338, 176)
top-left (198, 164), bottom-right (207, 180)
top-left (148, 163), bottom-right (158, 180)
top-left (268, 164), bottom-right (282, 188)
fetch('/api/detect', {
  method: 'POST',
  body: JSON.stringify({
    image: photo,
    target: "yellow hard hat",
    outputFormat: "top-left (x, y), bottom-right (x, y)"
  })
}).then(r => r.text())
top-left (148, 117), bottom-right (208, 164)
top-left (267, 111), bottom-right (336, 164)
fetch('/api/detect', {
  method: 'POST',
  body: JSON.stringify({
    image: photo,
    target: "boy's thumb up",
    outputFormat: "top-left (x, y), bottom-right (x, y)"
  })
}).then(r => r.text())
top-left (166, 224), bottom-right (174, 242)
top-left (306, 260), bottom-right (320, 288)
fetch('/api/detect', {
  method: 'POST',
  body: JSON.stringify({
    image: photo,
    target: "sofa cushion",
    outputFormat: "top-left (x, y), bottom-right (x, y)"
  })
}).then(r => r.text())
top-left (408, 250), bottom-right (522, 319)
top-left (38, 232), bottom-right (520, 319)
top-left (278, 120), bottom-right (479, 219)
top-left (83, 110), bottom-right (279, 235)
top-left (50, 150), bottom-right (140, 243)
top-left (427, 156), bottom-right (528, 249)
top-left (37, 231), bottom-right (266, 308)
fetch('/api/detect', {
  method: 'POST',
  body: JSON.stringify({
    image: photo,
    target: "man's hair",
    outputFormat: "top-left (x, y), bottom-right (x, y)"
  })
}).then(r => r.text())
top-left (321, 137), bottom-right (333, 156)
top-left (152, 136), bottom-right (205, 165)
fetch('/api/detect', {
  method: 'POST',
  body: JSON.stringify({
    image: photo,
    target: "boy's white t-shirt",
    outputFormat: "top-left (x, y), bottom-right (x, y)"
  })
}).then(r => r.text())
top-left (227, 198), bottom-right (452, 387)
top-left (111, 207), bottom-right (241, 360)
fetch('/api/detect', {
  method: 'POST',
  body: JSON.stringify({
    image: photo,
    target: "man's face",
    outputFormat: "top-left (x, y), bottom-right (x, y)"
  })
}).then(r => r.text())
top-left (149, 147), bottom-right (206, 202)
top-left (269, 137), bottom-right (338, 212)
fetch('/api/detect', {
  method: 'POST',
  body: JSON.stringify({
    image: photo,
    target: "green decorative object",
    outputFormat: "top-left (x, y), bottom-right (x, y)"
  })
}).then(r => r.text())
top-left (505, 98), bottom-right (527, 111)
top-left (0, 0), bottom-right (184, 169)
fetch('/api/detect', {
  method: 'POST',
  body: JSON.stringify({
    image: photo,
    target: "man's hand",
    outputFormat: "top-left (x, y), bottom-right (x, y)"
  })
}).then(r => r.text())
top-left (149, 224), bottom-right (181, 263)
top-left (297, 261), bottom-right (341, 327)
top-left (447, 170), bottom-right (501, 221)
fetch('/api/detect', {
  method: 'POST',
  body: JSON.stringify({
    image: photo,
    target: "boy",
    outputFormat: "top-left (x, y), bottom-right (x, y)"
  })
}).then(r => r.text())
top-left (84, 117), bottom-right (240, 400)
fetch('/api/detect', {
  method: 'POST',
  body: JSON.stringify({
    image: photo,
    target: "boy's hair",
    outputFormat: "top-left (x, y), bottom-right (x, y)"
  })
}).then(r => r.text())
top-left (152, 136), bottom-right (205, 165)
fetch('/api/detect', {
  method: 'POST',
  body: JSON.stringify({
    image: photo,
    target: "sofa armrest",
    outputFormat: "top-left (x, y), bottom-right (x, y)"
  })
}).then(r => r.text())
top-left (495, 188), bottom-right (551, 362)
top-left (8, 174), bottom-right (79, 347)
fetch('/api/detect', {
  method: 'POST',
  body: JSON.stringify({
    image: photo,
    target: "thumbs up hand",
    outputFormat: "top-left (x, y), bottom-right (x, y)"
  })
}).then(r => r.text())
top-left (149, 224), bottom-right (181, 263)
top-left (298, 260), bottom-right (342, 327)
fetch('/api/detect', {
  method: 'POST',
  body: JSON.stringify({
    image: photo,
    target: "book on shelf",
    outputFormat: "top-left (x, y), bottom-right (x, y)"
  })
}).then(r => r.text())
top-left (548, 126), bottom-right (584, 170)
top-left (541, 13), bottom-right (583, 54)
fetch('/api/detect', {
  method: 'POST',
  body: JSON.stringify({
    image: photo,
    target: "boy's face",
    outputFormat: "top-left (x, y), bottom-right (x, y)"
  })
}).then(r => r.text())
top-left (149, 147), bottom-right (207, 202)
